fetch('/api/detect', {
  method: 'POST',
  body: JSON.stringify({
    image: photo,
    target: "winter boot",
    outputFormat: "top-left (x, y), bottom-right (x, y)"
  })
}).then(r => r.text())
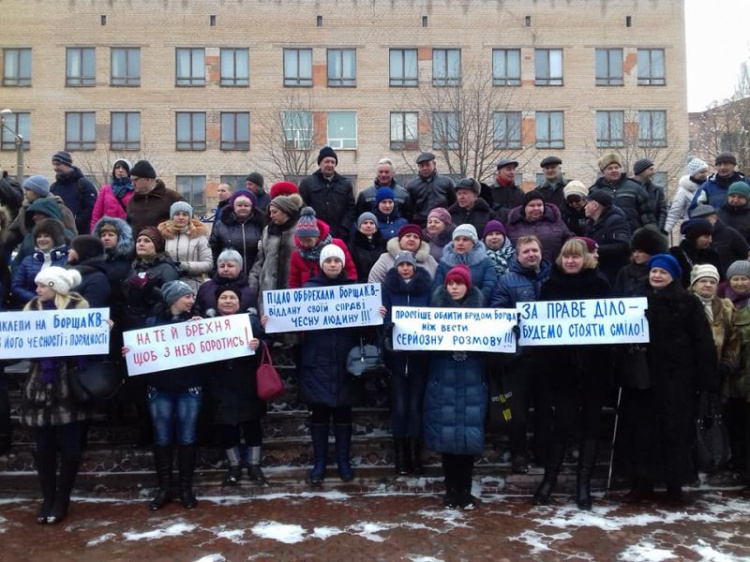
top-left (46, 455), bottom-right (80, 525)
top-left (245, 446), bottom-right (269, 485)
top-left (34, 449), bottom-right (57, 524)
top-left (532, 443), bottom-right (565, 505)
top-left (149, 445), bottom-right (173, 511)
top-left (575, 439), bottom-right (598, 510)
top-left (334, 424), bottom-right (355, 482)
top-left (222, 447), bottom-right (242, 487)
top-left (410, 437), bottom-right (424, 476)
top-left (393, 438), bottom-right (409, 476)
top-left (307, 424), bottom-right (329, 485)
top-left (178, 444), bottom-right (198, 509)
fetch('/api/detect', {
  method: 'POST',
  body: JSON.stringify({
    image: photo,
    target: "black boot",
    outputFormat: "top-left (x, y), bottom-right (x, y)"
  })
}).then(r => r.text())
top-left (393, 438), bottom-right (408, 476)
top-left (47, 455), bottom-right (80, 525)
top-left (149, 446), bottom-right (173, 510)
top-left (532, 443), bottom-right (565, 505)
top-left (334, 424), bottom-right (355, 482)
top-left (308, 424), bottom-right (329, 485)
top-left (245, 446), bottom-right (269, 485)
top-left (576, 439), bottom-right (598, 510)
top-left (410, 437), bottom-right (424, 476)
top-left (34, 449), bottom-right (56, 524)
top-left (178, 444), bottom-right (197, 509)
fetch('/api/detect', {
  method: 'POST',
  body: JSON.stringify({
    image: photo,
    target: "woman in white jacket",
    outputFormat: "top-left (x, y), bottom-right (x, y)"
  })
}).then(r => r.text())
top-left (157, 201), bottom-right (213, 291)
top-left (664, 159), bottom-right (709, 235)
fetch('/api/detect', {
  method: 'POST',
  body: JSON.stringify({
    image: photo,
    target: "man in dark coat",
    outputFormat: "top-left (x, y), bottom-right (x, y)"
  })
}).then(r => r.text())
top-left (631, 158), bottom-right (667, 231)
top-left (50, 151), bottom-right (97, 235)
top-left (355, 158), bottom-right (411, 221)
top-left (299, 146), bottom-right (356, 242)
top-left (533, 156), bottom-right (570, 210)
top-left (405, 152), bottom-right (456, 228)
top-left (689, 203), bottom-right (749, 277)
top-left (126, 160), bottom-right (185, 234)
top-left (245, 172), bottom-right (271, 213)
top-left (67, 235), bottom-right (111, 308)
top-left (447, 178), bottom-right (497, 235)
top-left (489, 158), bottom-right (524, 223)
top-left (584, 191), bottom-right (632, 284)
top-left (717, 181), bottom-right (750, 243)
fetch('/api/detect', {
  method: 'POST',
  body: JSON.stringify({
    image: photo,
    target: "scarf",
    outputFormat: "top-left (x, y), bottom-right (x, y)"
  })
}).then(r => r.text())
top-left (485, 244), bottom-right (515, 276)
top-left (112, 177), bottom-right (133, 199)
top-left (696, 294), bottom-right (714, 323)
top-left (298, 234), bottom-right (332, 263)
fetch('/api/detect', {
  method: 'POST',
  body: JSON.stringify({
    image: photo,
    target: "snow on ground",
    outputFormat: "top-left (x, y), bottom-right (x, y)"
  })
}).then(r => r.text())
top-left (123, 521), bottom-right (198, 541)
top-left (194, 555), bottom-right (226, 562)
top-left (407, 557), bottom-right (445, 562)
top-left (250, 521), bottom-right (306, 544)
top-left (86, 533), bottom-right (117, 547)
top-left (0, 515), bottom-right (7, 534)
top-left (618, 541), bottom-right (677, 561)
top-left (508, 529), bottom-right (574, 555)
top-left (311, 526), bottom-right (345, 540)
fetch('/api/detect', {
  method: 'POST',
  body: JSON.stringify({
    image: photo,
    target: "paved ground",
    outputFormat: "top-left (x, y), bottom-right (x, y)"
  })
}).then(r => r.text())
top-left (1, 487), bottom-right (749, 561)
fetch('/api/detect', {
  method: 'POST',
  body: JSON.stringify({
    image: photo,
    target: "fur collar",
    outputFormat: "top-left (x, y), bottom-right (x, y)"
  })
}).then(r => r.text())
top-left (158, 217), bottom-right (208, 239)
top-left (386, 236), bottom-right (431, 262)
top-left (92, 216), bottom-right (134, 259)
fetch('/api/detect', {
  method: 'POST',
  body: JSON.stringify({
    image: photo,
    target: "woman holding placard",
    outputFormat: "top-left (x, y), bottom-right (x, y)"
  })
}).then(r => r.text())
top-left (533, 238), bottom-right (610, 510)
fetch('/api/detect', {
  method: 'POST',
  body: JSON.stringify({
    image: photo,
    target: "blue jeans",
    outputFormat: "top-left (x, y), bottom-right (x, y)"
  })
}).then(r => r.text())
top-left (390, 370), bottom-right (428, 438)
top-left (147, 386), bottom-right (202, 446)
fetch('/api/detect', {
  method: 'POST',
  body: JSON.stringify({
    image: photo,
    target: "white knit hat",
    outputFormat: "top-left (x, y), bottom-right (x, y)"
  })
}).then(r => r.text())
top-left (35, 267), bottom-right (82, 296)
top-left (452, 223), bottom-right (478, 243)
top-left (319, 244), bottom-right (346, 266)
top-left (564, 180), bottom-right (588, 199)
top-left (690, 263), bottom-right (720, 287)
top-left (687, 158), bottom-right (708, 176)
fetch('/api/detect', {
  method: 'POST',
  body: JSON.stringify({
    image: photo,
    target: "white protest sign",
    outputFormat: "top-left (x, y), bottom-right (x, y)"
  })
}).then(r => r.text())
top-left (123, 314), bottom-right (254, 376)
top-left (263, 283), bottom-right (383, 333)
top-left (0, 308), bottom-right (110, 359)
top-left (392, 306), bottom-right (517, 353)
top-left (517, 297), bottom-right (649, 346)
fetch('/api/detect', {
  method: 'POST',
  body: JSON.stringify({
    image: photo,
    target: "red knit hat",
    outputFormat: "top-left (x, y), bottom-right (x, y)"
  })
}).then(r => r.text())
top-left (445, 265), bottom-right (472, 290)
top-left (270, 181), bottom-right (299, 199)
top-left (398, 223), bottom-right (423, 241)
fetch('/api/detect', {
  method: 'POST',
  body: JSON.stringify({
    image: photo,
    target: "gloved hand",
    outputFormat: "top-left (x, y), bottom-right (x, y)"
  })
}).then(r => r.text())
top-left (130, 271), bottom-right (151, 289)
top-left (179, 261), bottom-right (190, 272)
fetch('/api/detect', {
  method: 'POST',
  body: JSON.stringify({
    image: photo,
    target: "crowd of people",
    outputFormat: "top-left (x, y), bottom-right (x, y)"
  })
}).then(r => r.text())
top-left (0, 145), bottom-right (749, 521)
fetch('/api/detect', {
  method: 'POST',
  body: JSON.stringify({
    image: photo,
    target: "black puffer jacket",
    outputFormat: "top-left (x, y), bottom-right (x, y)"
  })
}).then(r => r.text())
top-left (349, 230), bottom-right (386, 283)
top-left (405, 172), bottom-right (456, 227)
top-left (711, 220), bottom-right (749, 277)
top-left (299, 170), bottom-right (356, 241)
top-left (72, 257), bottom-right (111, 309)
top-left (121, 253), bottom-right (180, 330)
top-left (209, 206), bottom-right (266, 277)
top-left (590, 173), bottom-right (656, 232)
top-left (144, 309), bottom-right (204, 393)
top-left (447, 198), bottom-right (498, 235)
top-left (534, 176), bottom-right (570, 210)
top-left (669, 240), bottom-right (722, 288)
top-left (586, 206), bottom-right (632, 284)
top-left (718, 201), bottom-right (750, 244)
top-left (489, 180), bottom-right (525, 223)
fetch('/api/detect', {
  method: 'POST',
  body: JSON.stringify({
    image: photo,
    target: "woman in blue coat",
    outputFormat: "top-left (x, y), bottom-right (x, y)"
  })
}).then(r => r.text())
top-left (424, 265), bottom-right (488, 510)
top-left (381, 251), bottom-right (432, 475)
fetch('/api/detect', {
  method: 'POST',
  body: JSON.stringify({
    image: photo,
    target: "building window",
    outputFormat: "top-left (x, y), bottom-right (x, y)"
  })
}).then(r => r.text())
top-left (65, 112), bottom-right (96, 151)
top-left (389, 49), bottom-right (418, 87)
top-left (595, 110), bottom-right (625, 148)
top-left (595, 48), bottom-right (623, 86)
top-left (3, 48), bottom-right (32, 86)
top-left (283, 48), bottom-right (313, 87)
top-left (66, 47), bottom-right (95, 86)
top-left (220, 48), bottom-right (249, 87)
top-left (327, 111), bottom-right (357, 149)
top-left (492, 49), bottom-right (521, 86)
top-left (220, 175), bottom-right (247, 191)
top-left (493, 111), bottom-right (522, 149)
top-left (535, 111), bottom-right (564, 148)
top-left (432, 48), bottom-right (461, 87)
top-left (535, 49), bottom-right (563, 86)
top-left (175, 48), bottom-right (205, 86)
top-left (111, 47), bottom-right (140, 86)
top-left (176, 175), bottom-right (206, 211)
top-left (390, 111), bottom-right (419, 150)
top-left (110, 112), bottom-right (140, 150)
top-left (638, 110), bottom-right (667, 147)
top-left (221, 112), bottom-right (250, 150)
top-left (638, 48), bottom-right (666, 86)
top-left (327, 48), bottom-right (356, 87)
top-left (432, 112), bottom-right (459, 149)
top-left (282, 111), bottom-right (313, 149)
top-left (176, 112), bottom-right (206, 150)
top-left (1, 112), bottom-right (30, 150)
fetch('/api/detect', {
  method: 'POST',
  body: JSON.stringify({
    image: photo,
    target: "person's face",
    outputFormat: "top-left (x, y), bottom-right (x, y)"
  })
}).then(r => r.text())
top-left (217, 184), bottom-right (232, 202)
top-left (35, 233), bottom-right (54, 251)
top-left (496, 165), bottom-right (516, 183)
top-left (561, 253), bottom-right (585, 275)
top-left (376, 165), bottom-right (394, 185)
top-left (639, 166), bottom-right (656, 180)
top-left (730, 275), bottom-right (750, 294)
top-left (632, 249), bottom-right (650, 265)
top-left (693, 277), bottom-right (718, 298)
top-left (52, 161), bottom-right (70, 175)
top-left (426, 217), bottom-right (446, 236)
top-left (217, 291), bottom-right (241, 315)
top-left (31, 212), bottom-right (48, 224)
top-left (397, 262), bottom-right (416, 279)
top-left (728, 194), bottom-right (748, 208)
top-left (172, 210), bottom-right (190, 228)
top-left (233, 196), bottom-right (253, 219)
top-left (298, 236), bottom-right (319, 250)
top-left (135, 235), bottom-right (156, 257)
top-left (269, 206), bottom-right (290, 225)
top-left (24, 189), bottom-right (39, 203)
top-left (321, 257), bottom-right (343, 277)
top-left (217, 260), bottom-right (240, 279)
top-left (542, 164), bottom-right (560, 180)
top-left (525, 200), bottom-right (544, 221)
top-left (603, 163), bottom-right (622, 182)
top-left (172, 293), bottom-right (195, 313)
top-left (114, 164), bottom-right (129, 179)
top-left (319, 156), bottom-right (337, 178)
top-left (484, 231), bottom-right (505, 250)
top-left (716, 161), bottom-right (736, 177)
top-left (418, 160), bottom-right (436, 178)
top-left (695, 234), bottom-right (713, 250)
top-left (245, 181), bottom-right (262, 194)
top-left (378, 199), bottom-right (395, 215)
top-left (447, 280), bottom-right (468, 300)
top-left (584, 200), bottom-right (600, 219)
top-left (130, 176), bottom-right (154, 195)
top-left (359, 219), bottom-right (377, 236)
top-left (566, 195), bottom-right (586, 211)
top-left (399, 233), bottom-right (421, 252)
top-left (456, 189), bottom-right (477, 209)
top-left (693, 168), bottom-right (710, 182)
top-left (36, 283), bottom-right (56, 302)
top-left (517, 242), bottom-right (542, 270)
top-left (649, 267), bottom-right (673, 289)
top-left (453, 235), bottom-right (474, 255)
top-left (100, 231), bottom-right (118, 250)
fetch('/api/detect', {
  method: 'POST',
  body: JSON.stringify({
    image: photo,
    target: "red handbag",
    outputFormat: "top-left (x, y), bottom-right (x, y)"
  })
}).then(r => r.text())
top-left (256, 344), bottom-right (285, 401)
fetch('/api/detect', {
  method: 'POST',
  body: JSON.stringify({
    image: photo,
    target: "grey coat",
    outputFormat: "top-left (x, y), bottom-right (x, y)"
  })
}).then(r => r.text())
top-left (249, 216), bottom-right (299, 316)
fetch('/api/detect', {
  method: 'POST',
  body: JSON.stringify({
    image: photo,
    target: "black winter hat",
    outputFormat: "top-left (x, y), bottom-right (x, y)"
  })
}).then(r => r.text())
top-left (317, 146), bottom-right (338, 165)
top-left (245, 172), bottom-right (264, 188)
top-left (630, 226), bottom-right (668, 256)
top-left (32, 218), bottom-right (66, 247)
top-left (215, 284), bottom-right (243, 303)
top-left (130, 160), bottom-right (157, 179)
top-left (71, 235), bottom-right (105, 262)
top-left (715, 152), bottom-right (738, 166)
top-left (680, 218), bottom-right (714, 240)
top-left (589, 190), bottom-right (613, 208)
top-left (522, 190), bottom-right (544, 207)
top-left (51, 151), bottom-right (73, 166)
top-left (633, 158), bottom-right (654, 176)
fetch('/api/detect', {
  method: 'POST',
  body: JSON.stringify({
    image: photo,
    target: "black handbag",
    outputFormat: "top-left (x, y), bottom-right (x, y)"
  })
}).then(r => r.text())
top-left (70, 359), bottom-right (123, 404)
top-left (346, 338), bottom-right (389, 378)
top-left (614, 344), bottom-right (650, 390)
top-left (694, 391), bottom-right (731, 473)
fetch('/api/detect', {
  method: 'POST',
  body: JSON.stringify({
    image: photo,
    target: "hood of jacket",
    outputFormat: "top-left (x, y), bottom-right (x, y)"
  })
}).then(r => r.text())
top-left (679, 174), bottom-right (700, 194)
top-left (386, 236), bottom-right (432, 262)
top-left (383, 265), bottom-right (432, 295)
top-left (157, 217), bottom-right (209, 240)
top-left (440, 240), bottom-right (490, 267)
top-left (507, 200), bottom-right (563, 226)
top-left (431, 285), bottom-right (485, 308)
top-left (293, 218), bottom-right (332, 249)
top-left (25, 197), bottom-right (64, 230)
top-left (55, 165), bottom-right (85, 184)
top-left (92, 216), bottom-right (135, 259)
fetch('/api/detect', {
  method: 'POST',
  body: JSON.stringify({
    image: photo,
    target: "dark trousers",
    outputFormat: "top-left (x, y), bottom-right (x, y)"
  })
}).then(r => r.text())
top-left (33, 422), bottom-right (85, 457)
top-left (390, 371), bottom-right (428, 438)
top-left (311, 405), bottom-right (352, 425)
top-left (549, 371), bottom-right (607, 445)
top-left (442, 453), bottom-right (474, 492)
top-left (502, 357), bottom-right (553, 458)
top-left (215, 420), bottom-right (263, 449)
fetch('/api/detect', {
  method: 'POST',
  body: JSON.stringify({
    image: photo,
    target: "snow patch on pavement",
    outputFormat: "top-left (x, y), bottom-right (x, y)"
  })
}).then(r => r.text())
top-left (311, 526), bottom-right (345, 540)
top-left (688, 539), bottom-right (738, 562)
top-left (0, 515), bottom-right (7, 534)
top-left (347, 521), bottom-right (397, 542)
top-left (86, 532), bottom-right (117, 547)
top-left (618, 541), bottom-right (676, 561)
top-left (200, 490), bottom-right (351, 504)
top-left (123, 522), bottom-right (197, 541)
top-left (508, 530), bottom-right (573, 555)
top-left (211, 526), bottom-right (247, 545)
top-left (0, 498), bottom-right (30, 506)
top-left (195, 555), bottom-right (226, 562)
top-left (407, 557), bottom-right (445, 562)
top-left (251, 521), bottom-right (307, 544)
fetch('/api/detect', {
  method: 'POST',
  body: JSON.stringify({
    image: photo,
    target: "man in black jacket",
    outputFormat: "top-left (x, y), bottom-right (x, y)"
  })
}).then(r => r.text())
top-left (631, 158), bottom-right (667, 231)
top-left (534, 156), bottom-right (570, 210)
top-left (405, 152), bottom-right (456, 228)
top-left (689, 203), bottom-right (749, 277)
top-left (489, 158), bottom-right (525, 223)
top-left (584, 191), bottom-right (631, 284)
top-left (355, 158), bottom-right (411, 220)
top-left (50, 151), bottom-right (97, 235)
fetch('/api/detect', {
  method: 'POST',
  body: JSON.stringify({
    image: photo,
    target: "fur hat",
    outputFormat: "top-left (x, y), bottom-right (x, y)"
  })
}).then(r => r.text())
top-left (688, 158), bottom-right (708, 176)
top-left (647, 254), bottom-right (682, 281)
top-left (452, 223), bottom-right (478, 243)
top-left (633, 158), bottom-right (654, 176)
top-left (269, 181), bottom-right (299, 199)
top-left (138, 226), bottom-right (166, 253)
top-left (482, 220), bottom-right (506, 238)
top-left (51, 151), bottom-right (73, 166)
top-left (357, 212), bottom-right (378, 230)
top-left (269, 193), bottom-right (303, 217)
top-left (296, 207), bottom-right (321, 238)
top-left (217, 249), bottom-right (243, 269)
top-left (318, 146), bottom-right (338, 165)
top-left (455, 178), bottom-right (481, 195)
top-left (319, 244), bottom-right (345, 266)
top-left (727, 260), bottom-right (750, 280)
top-left (161, 280), bottom-right (195, 306)
top-left (445, 265), bottom-right (472, 289)
top-left (130, 160), bottom-right (156, 179)
top-left (35, 266), bottom-right (81, 296)
top-left (394, 251), bottom-right (416, 268)
top-left (398, 224), bottom-right (423, 241)
top-left (563, 180), bottom-right (588, 200)
top-left (32, 218), bottom-right (66, 247)
top-left (229, 189), bottom-right (257, 208)
top-left (598, 153), bottom-right (622, 172)
top-left (71, 235), bottom-right (104, 262)
top-left (427, 207), bottom-right (452, 225)
top-left (245, 172), bottom-right (264, 189)
top-left (680, 218), bottom-right (714, 240)
top-left (170, 201), bottom-right (194, 219)
top-left (630, 226), bottom-right (668, 256)
top-left (23, 175), bottom-right (50, 197)
top-left (375, 187), bottom-right (396, 204)
top-left (690, 263), bottom-right (720, 287)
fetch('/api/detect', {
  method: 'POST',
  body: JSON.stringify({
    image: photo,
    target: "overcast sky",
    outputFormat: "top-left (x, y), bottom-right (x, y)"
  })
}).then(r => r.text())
top-left (685, 0), bottom-right (749, 111)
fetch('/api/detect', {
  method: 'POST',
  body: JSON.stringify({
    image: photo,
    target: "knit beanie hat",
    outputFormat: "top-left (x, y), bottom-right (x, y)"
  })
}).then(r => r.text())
top-left (633, 158), bottom-right (654, 176)
top-left (217, 249), bottom-right (243, 270)
top-left (394, 251), bottom-right (417, 268)
top-left (589, 190), bottom-right (613, 208)
top-left (215, 284), bottom-right (243, 303)
top-left (574, 237), bottom-right (599, 253)
top-left (715, 152), bottom-right (737, 166)
top-left (245, 172), bottom-right (264, 189)
top-left (445, 265), bottom-right (472, 290)
top-left (71, 235), bottom-right (104, 262)
top-left (112, 158), bottom-right (132, 175)
top-left (690, 263), bottom-right (720, 287)
top-left (647, 254), bottom-right (682, 281)
top-left (375, 187), bottom-right (396, 204)
top-left (728, 181), bottom-right (750, 200)
top-left (130, 160), bottom-right (157, 179)
top-left (357, 212), bottom-right (377, 230)
top-left (452, 223), bottom-right (478, 243)
top-left (680, 218), bottom-right (714, 240)
top-left (523, 190), bottom-right (545, 207)
top-left (230, 189), bottom-right (257, 208)
top-left (630, 226), bottom-right (668, 256)
top-left (23, 175), bottom-right (51, 197)
top-left (563, 180), bottom-right (588, 200)
top-left (688, 204), bottom-right (717, 219)
top-left (317, 146), bottom-right (338, 165)
top-left (161, 280), bottom-right (195, 306)
top-left (455, 178), bottom-right (481, 195)
top-left (319, 244), bottom-right (346, 266)
top-left (727, 260), bottom-right (750, 280)
top-left (687, 158), bottom-right (708, 176)
top-left (269, 193), bottom-right (303, 217)
top-left (482, 220), bottom-right (506, 238)
top-left (427, 207), bottom-right (452, 225)
top-left (170, 201), bottom-right (194, 219)
top-left (32, 218), bottom-right (66, 247)
top-left (51, 151), bottom-right (73, 166)
top-left (269, 181), bottom-right (299, 199)
top-left (296, 207), bottom-right (321, 238)
top-left (598, 153), bottom-right (622, 172)
top-left (138, 226), bottom-right (166, 253)
top-left (398, 224), bottom-right (423, 241)
top-left (35, 266), bottom-right (82, 296)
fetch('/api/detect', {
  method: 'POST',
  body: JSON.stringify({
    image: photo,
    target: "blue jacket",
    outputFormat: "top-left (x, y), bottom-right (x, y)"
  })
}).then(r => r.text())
top-left (489, 257), bottom-right (552, 308)
top-left (690, 172), bottom-right (750, 211)
top-left (72, 257), bottom-right (112, 309)
top-left (433, 241), bottom-right (497, 305)
top-left (375, 209), bottom-right (408, 242)
top-left (423, 286), bottom-right (487, 455)
top-left (12, 246), bottom-right (68, 306)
